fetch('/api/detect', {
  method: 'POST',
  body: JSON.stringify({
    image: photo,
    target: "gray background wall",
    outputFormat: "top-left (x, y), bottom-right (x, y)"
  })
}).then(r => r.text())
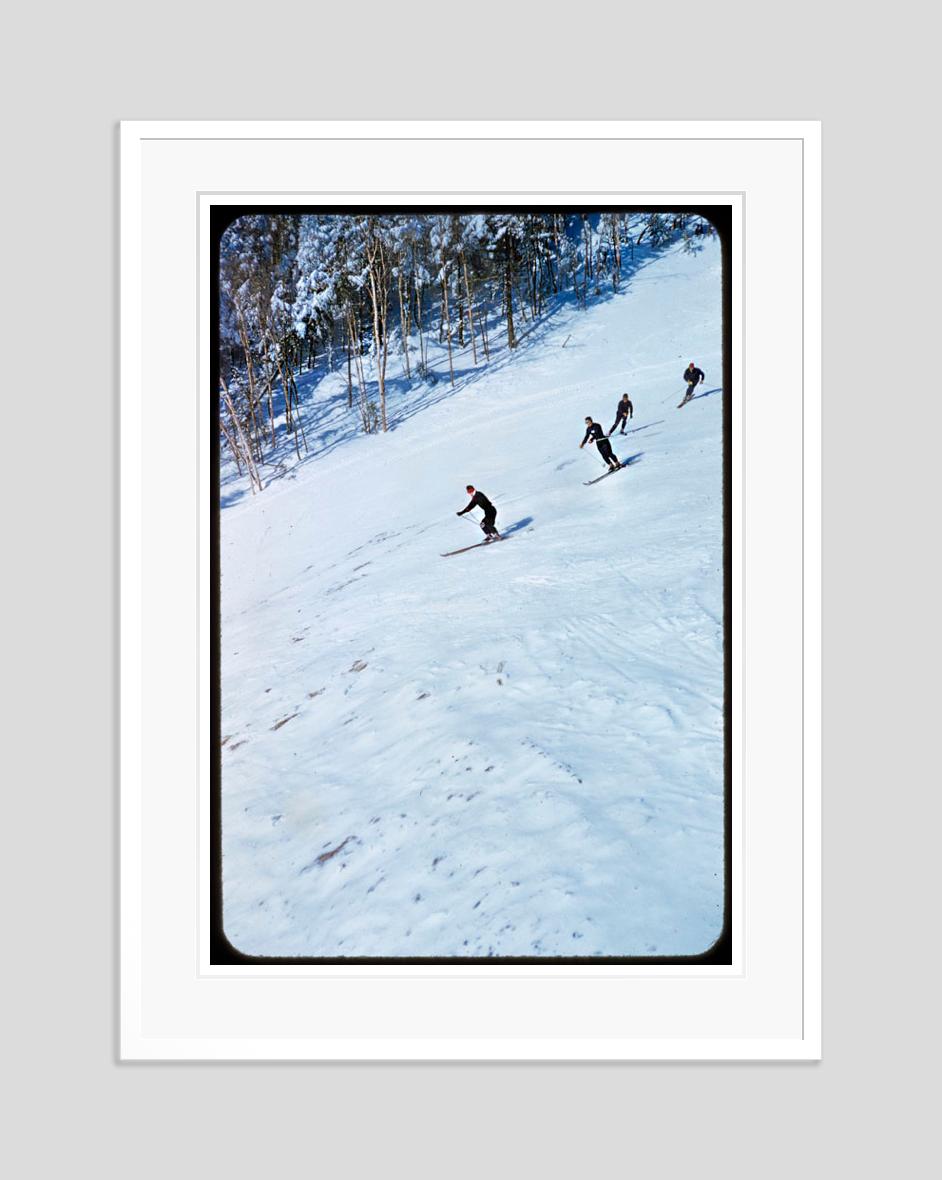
top-left (5, 2), bottom-right (936, 1175)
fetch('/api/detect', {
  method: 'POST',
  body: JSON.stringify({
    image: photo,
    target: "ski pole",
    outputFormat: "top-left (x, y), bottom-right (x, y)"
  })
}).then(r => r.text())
top-left (459, 512), bottom-right (491, 539)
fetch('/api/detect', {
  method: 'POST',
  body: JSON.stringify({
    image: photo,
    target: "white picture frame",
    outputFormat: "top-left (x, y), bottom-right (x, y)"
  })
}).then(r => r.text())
top-left (121, 120), bottom-right (820, 1060)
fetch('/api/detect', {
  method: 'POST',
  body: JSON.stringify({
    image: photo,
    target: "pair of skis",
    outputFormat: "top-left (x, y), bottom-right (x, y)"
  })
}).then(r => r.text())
top-left (583, 465), bottom-right (623, 486)
top-left (441, 535), bottom-right (505, 558)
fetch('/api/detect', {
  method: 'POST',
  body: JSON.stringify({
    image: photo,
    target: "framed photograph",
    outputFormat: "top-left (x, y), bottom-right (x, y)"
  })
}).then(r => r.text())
top-left (121, 120), bottom-right (820, 1059)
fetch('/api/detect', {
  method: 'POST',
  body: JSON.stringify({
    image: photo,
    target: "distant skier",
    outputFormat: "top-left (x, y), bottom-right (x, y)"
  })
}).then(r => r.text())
top-left (608, 393), bottom-right (634, 435)
top-left (679, 361), bottom-right (705, 407)
top-left (580, 417), bottom-right (621, 472)
top-left (456, 485), bottom-right (500, 540)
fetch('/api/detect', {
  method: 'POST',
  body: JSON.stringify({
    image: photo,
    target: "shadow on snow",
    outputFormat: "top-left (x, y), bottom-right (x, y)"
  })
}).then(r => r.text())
top-left (501, 516), bottom-right (535, 537)
top-left (625, 419), bottom-right (665, 434)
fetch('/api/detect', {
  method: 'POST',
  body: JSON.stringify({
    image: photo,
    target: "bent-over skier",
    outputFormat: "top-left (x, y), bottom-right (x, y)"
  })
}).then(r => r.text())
top-left (580, 417), bottom-right (621, 472)
top-left (609, 393), bottom-right (634, 435)
top-left (457, 485), bottom-right (500, 539)
top-left (680, 361), bottom-right (705, 406)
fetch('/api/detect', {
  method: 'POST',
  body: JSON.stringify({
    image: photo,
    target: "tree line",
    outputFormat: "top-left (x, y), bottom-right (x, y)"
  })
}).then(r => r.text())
top-left (219, 211), bottom-right (715, 492)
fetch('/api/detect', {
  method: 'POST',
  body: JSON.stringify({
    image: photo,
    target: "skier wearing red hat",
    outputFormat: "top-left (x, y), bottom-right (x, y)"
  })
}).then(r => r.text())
top-left (679, 361), bottom-right (705, 407)
top-left (456, 485), bottom-right (501, 540)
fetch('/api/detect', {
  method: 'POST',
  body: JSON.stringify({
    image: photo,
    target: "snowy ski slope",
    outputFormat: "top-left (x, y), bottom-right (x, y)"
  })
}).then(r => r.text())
top-left (220, 237), bottom-right (725, 957)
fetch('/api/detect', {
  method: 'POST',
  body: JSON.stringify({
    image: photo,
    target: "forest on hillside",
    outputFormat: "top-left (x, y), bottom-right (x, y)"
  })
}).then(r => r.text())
top-left (219, 211), bottom-right (716, 491)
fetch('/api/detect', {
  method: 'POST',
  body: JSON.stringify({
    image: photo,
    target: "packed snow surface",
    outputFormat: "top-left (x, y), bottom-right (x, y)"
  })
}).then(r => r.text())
top-left (221, 238), bottom-right (724, 957)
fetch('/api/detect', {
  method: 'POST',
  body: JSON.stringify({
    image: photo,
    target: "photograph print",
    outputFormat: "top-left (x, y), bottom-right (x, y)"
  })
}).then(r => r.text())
top-left (213, 206), bottom-right (730, 963)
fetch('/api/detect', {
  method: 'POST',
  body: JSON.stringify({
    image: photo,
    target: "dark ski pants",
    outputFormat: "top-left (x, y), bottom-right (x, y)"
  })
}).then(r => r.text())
top-left (597, 438), bottom-right (619, 467)
top-left (609, 412), bottom-right (630, 434)
top-left (480, 509), bottom-right (499, 536)
top-left (683, 381), bottom-right (698, 403)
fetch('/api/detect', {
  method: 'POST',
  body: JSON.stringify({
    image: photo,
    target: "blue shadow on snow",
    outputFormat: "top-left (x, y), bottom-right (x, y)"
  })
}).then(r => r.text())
top-left (501, 516), bottom-right (534, 536)
top-left (612, 452), bottom-right (644, 468)
top-left (624, 418), bottom-right (665, 434)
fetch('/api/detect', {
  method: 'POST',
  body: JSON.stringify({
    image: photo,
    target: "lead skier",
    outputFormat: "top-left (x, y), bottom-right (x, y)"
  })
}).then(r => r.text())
top-left (580, 417), bottom-right (621, 472)
top-left (456, 485), bottom-right (501, 540)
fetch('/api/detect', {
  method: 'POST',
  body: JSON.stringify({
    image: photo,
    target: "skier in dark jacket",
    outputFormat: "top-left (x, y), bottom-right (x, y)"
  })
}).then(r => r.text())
top-left (580, 418), bottom-right (621, 472)
top-left (681, 362), bottom-right (705, 405)
top-left (457, 485), bottom-right (500, 539)
top-left (609, 393), bottom-right (634, 436)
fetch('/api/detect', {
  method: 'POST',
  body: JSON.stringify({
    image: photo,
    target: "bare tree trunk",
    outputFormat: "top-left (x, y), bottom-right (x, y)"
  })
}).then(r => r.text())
top-left (580, 215), bottom-right (589, 307)
top-left (346, 306), bottom-right (371, 431)
top-left (289, 375), bottom-right (308, 454)
top-left (270, 334), bottom-right (301, 460)
top-left (234, 308), bottom-right (264, 460)
top-left (365, 228), bottom-right (390, 431)
top-left (416, 281), bottom-right (428, 375)
top-left (440, 249), bottom-right (455, 386)
top-left (461, 251), bottom-right (478, 365)
top-left (219, 416), bottom-right (243, 475)
top-left (261, 353), bottom-right (279, 442)
top-left (221, 377), bottom-right (261, 492)
top-left (398, 272), bottom-right (411, 379)
top-left (345, 316), bottom-right (353, 408)
top-left (549, 219), bottom-right (560, 295)
top-left (253, 297), bottom-right (280, 443)
top-left (504, 236), bottom-right (516, 349)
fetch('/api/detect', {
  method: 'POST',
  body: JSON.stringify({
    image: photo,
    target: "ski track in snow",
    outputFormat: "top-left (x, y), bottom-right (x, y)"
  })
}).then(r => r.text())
top-left (221, 239), bottom-right (724, 958)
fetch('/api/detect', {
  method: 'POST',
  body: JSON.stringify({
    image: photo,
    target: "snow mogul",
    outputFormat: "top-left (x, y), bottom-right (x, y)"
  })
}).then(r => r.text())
top-left (456, 485), bottom-right (501, 540)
